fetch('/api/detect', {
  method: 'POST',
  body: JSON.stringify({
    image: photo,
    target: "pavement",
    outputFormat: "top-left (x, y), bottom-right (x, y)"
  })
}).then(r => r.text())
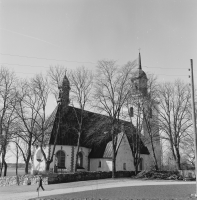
top-left (0, 178), bottom-right (196, 200)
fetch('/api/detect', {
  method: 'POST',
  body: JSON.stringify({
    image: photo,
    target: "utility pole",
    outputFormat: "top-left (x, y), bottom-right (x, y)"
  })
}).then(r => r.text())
top-left (189, 59), bottom-right (197, 197)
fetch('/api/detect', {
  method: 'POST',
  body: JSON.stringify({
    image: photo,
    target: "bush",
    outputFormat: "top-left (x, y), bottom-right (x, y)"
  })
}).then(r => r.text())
top-left (135, 170), bottom-right (183, 180)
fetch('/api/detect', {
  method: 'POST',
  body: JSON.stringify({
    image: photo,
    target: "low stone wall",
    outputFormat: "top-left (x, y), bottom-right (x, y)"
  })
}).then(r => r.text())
top-left (0, 171), bottom-right (134, 186)
top-left (0, 175), bottom-right (48, 187)
top-left (0, 171), bottom-right (135, 187)
top-left (48, 171), bottom-right (135, 185)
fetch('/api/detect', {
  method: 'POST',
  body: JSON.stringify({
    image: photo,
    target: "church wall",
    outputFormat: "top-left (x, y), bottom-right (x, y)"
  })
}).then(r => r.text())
top-left (32, 146), bottom-right (49, 174)
top-left (51, 145), bottom-right (72, 171)
top-left (89, 133), bottom-right (152, 172)
top-left (72, 146), bottom-right (90, 171)
top-left (51, 145), bottom-right (90, 172)
top-left (116, 133), bottom-right (135, 171)
top-left (90, 158), bottom-right (112, 171)
top-left (140, 154), bottom-right (152, 170)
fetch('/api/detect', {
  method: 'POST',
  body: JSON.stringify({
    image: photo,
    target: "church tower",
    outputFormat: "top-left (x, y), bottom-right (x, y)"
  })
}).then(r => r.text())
top-left (61, 72), bottom-right (70, 115)
top-left (130, 53), bottom-right (162, 170)
top-left (131, 52), bottom-right (148, 96)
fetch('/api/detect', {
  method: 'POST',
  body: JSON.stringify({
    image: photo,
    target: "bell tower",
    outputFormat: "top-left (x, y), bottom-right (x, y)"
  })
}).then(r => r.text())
top-left (131, 52), bottom-right (148, 96)
top-left (61, 72), bottom-right (70, 114)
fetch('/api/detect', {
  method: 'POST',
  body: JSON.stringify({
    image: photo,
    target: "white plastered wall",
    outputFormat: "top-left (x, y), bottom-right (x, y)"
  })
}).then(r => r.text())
top-left (72, 146), bottom-right (90, 171)
top-left (90, 158), bottom-right (112, 171)
top-left (115, 133), bottom-right (135, 171)
top-left (32, 145), bottom-right (90, 173)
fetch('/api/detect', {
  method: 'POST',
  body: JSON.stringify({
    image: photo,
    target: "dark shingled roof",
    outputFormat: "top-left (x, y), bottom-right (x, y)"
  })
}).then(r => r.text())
top-left (45, 105), bottom-right (149, 158)
top-left (102, 132), bottom-right (124, 158)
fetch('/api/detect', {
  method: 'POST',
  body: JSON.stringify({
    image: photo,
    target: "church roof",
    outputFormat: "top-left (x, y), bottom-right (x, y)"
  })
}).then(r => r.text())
top-left (89, 123), bottom-right (149, 159)
top-left (48, 106), bottom-right (113, 147)
top-left (45, 105), bottom-right (149, 158)
top-left (102, 132), bottom-right (124, 158)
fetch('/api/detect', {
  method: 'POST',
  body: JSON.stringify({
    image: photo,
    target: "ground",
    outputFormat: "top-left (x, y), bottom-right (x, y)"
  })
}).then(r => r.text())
top-left (1, 178), bottom-right (197, 200)
top-left (31, 185), bottom-right (197, 200)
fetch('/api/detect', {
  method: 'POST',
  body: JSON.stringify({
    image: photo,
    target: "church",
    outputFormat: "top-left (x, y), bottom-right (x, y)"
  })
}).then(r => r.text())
top-left (32, 53), bottom-right (162, 174)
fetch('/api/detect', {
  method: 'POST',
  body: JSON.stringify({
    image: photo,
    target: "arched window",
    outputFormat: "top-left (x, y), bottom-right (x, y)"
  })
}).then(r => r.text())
top-left (77, 152), bottom-right (83, 167)
top-left (56, 150), bottom-right (66, 168)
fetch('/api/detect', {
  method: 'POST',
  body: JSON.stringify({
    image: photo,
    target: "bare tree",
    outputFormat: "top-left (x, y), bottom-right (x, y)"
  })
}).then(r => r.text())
top-left (157, 80), bottom-right (192, 170)
top-left (15, 78), bottom-right (49, 174)
top-left (31, 74), bottom-right (53, 171)
top-left (142, 75), bottom-right (161, 170)
top-left (10, 137), bottom-right (24, 176)
top-left (69, 66), bottom-right (93, 172)
top-left (47, 65), bottom-right (67, 100)
top-left (180, 131), bottom-right (195, 168)
top-left (93, 60), bottom-right (134, 178)
top-left (0, 67), bottom-right (18, 176)
top-left (125, 90), bottom-right (145, 174)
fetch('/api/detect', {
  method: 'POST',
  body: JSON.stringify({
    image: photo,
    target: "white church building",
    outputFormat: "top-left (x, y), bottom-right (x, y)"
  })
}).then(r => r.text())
top-left (32, 53), bottom-right (162, 174)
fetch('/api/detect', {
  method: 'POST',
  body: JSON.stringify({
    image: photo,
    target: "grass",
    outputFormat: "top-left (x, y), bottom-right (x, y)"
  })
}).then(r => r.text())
top-left (1, 168), bottom-right (31, 176)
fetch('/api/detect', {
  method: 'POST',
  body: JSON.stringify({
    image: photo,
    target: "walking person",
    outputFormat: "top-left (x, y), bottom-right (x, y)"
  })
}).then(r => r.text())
top-left (37, 176), bottom-right (45, 192)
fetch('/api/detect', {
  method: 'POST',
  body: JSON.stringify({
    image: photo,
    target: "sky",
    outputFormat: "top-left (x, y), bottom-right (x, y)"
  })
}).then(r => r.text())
top-left (0, 0), bottom-right (197, 162)
top-left (0, 0), bottom-right (196, 81)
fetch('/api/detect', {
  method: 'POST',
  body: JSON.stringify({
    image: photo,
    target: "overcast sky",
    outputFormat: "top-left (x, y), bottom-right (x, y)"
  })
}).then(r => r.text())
top-left (1, 0), bottom-right (196, 81)
top-left (1, 0), bottom-right (196, 163)
top-left (1, 0), bottom-right (197, 110)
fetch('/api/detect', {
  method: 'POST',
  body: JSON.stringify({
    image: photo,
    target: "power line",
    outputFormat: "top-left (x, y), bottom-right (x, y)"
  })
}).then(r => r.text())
top-left (13, 71), bottom-right (190, 77)
top-left (0, 62), bottom-right (48, 68)
top-left (0, 53), bottom-right (96, 64)
top-left (0, 53), bottom-right (190, 70)
top-left (156, 74), bottom-right (187, 77)
top-left (15, 72), bottom-right (37, 75)
top-left (143, 66), bottom-right (186, 70)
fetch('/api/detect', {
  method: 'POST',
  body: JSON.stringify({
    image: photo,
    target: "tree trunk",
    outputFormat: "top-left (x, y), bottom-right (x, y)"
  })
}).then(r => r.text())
top-left (16, 149), bottom-right (18, 176)
top-left (25, 161), bottom-right (29, 174)
top-left (151, 141), bottom-right (159, 170)
top-left (1, 147), bottom-right (7, 177)
top-left (45, 161), bottom-right (51, 171)
top-left (2, 152), bottom-right (7, 177)
top-left (74, 131), bottom-right (81, 172)
top-left (111, 125), bottom-right (116, 178)
top-left (135, 165), bottom-right (138, 175)
top-left (3, 161), bottom-right (7, 177)
top-left (175, 147), bottom-right (181, 170)
top-left (134, 157), bottom-right (139, 175)
top-left (25, 155), bottom-right (31, 174)
top-left (0, 152), bottom-right (2, 176)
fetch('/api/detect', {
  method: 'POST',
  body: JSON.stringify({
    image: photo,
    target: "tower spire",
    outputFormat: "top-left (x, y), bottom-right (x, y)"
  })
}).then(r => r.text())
top-left (138, 51), bottom-right (142, 70)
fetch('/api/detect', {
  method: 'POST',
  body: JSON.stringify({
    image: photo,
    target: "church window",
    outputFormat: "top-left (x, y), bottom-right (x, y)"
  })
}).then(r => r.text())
top-left (129, 107), bottom-right (133, 117)
top-left (123, 163), bottom-right (126, 170)
top-left (56, 150), bottom-right (66, 168)
top-left (77, 152), bottom-right (83, 167)
top-left (98, 161), bottom-right (101, 168)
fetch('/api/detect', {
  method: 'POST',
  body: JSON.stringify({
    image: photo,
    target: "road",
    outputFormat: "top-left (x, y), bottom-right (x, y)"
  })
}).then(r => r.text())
top-left (39, 184), bottom-right (196, 200)
top-left (0, 178), bottom-right (196, 200)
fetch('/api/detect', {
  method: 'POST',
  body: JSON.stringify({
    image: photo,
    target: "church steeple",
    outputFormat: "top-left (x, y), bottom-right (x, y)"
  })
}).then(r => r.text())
top-left (61, 71), bottom-right (70, 114)
top-left (131, 52), bottom-right (148, 96)
top-left (138, 52), bottom-right (142, 70)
